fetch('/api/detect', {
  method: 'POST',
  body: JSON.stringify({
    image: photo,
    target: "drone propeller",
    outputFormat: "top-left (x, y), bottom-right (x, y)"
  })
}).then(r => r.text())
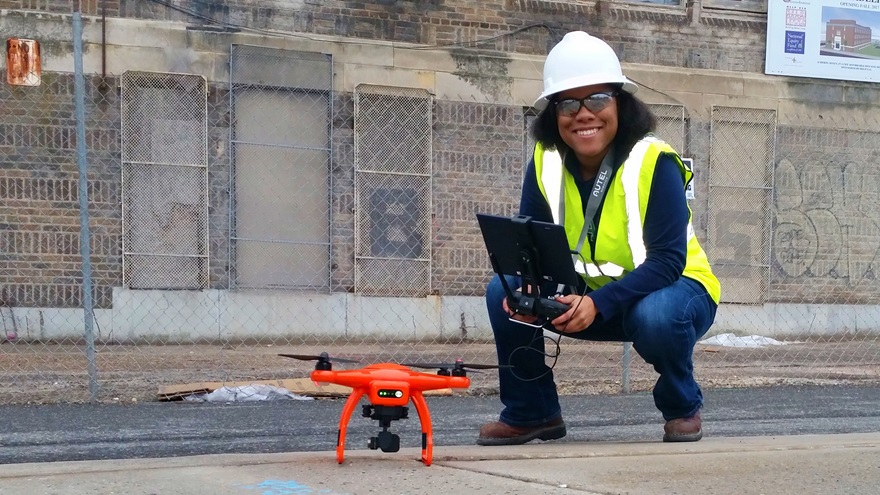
top-left (402, 358), bottom-right (512, 371)
top-left (278, 352), bottom-right (360, 364)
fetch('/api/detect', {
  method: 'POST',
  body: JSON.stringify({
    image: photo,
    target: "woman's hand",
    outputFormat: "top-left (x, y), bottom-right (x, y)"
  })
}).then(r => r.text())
top-left (549, 294), bottom-right (598, 333)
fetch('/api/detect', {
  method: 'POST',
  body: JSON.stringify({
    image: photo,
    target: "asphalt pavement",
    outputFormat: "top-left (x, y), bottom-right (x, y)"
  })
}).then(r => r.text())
top-left (0, 385), bottom-right (878, 494)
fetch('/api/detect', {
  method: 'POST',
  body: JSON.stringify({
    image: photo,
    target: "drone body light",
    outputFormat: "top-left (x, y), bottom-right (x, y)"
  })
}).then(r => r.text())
top-left (280, 353), bottom-right (497, 466)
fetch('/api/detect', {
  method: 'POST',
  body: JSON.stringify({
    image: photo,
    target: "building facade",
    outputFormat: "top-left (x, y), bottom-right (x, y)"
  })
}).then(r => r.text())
top-left (825, 19), bottom-right (872, 52)
top-left (2, 0), bottom-right (880, 341)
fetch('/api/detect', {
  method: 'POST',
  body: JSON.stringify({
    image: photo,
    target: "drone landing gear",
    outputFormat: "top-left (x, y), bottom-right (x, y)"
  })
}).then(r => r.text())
top-left (334, 389), bottom-right (436, 465)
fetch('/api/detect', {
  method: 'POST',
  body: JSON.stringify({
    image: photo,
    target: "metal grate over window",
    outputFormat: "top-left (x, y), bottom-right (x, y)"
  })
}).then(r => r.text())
top-left (121, 71), bottom-right (209, 289)
top-left (708, 106), bottom-right (776, 304)
top-left (354, 85), bottom-right (433, 296)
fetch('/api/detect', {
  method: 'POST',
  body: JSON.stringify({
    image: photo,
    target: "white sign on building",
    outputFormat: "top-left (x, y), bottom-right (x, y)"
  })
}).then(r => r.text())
top-left (765, 0), bottom-right (880, 84)
top-left (682, 158), bottom-right (695, 200)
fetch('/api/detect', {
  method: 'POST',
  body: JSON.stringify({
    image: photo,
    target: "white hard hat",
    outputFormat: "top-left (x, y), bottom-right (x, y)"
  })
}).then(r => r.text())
top-left (536, 31), bottom-right (638, 107)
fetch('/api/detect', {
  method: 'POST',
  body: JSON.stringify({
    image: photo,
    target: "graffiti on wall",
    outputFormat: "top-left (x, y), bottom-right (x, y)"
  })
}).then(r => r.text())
top-left (773, 157), bottom-right (880, 285)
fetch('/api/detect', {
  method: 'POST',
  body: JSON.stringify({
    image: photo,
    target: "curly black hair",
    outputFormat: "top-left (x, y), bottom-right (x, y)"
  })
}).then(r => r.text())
top-left (531, 87), bottom-right (657, 164)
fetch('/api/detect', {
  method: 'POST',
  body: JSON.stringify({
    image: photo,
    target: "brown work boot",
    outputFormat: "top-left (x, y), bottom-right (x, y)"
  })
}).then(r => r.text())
top-left (477, 417), bottom-right (566, 446)
top-left (663, 411), bottom-right (702, 442)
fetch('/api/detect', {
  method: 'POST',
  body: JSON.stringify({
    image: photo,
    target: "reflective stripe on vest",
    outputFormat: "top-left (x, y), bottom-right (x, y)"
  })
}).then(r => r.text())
top-left (541, 150), bottom-right (565, 225)
top-left (621, 138), bottom-right (651, 267)
top-left (575, 259), bottom-right (624, 278)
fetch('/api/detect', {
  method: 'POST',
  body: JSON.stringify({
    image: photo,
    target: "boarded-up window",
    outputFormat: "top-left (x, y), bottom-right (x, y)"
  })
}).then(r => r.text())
top-left (229, 46), bottom-right (333, 290)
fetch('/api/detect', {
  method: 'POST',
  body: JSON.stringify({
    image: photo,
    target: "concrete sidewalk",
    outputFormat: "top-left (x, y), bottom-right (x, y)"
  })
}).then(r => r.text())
top-left (1, 433), bottom-right (877, 495)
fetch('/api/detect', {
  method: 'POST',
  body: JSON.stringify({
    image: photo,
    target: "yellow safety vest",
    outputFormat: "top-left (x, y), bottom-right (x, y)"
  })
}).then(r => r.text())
top-left (533, 136), bottom-right (721, 304)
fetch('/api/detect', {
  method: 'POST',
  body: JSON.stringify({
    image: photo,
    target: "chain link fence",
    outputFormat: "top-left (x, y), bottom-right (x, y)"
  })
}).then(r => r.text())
top-left (2, 39), bottom-right (880, 404)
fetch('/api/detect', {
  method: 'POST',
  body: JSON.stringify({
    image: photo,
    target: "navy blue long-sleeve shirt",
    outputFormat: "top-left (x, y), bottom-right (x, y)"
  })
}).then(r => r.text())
top-left (519, 152), bottom-right (689, 321)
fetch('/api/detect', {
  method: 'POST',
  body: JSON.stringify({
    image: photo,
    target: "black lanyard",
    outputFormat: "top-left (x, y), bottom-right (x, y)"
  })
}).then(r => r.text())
top-left (565, 150), bottom-right (616, 268)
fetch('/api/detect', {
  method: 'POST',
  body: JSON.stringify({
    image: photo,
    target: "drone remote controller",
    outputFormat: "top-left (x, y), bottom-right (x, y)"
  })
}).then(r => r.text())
top-left (509, 292), bottom-right (570, 320)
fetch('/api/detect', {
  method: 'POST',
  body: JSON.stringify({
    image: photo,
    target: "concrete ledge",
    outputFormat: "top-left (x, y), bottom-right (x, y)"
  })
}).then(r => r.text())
top-left (5, 291), bottom-right (880, 342)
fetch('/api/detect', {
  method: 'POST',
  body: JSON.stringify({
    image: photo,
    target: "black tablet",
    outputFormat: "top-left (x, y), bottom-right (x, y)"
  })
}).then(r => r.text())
top-left (476, 213), bottom-right (580, 288)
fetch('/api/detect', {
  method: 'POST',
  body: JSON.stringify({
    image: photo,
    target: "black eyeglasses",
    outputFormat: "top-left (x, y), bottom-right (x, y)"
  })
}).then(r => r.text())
top-left (555, 92), bottom-right (618, 117)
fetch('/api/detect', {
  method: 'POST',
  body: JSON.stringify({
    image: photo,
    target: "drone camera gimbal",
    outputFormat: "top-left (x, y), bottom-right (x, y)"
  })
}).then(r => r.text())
top-left (363, 404), bottom-right (408, 453)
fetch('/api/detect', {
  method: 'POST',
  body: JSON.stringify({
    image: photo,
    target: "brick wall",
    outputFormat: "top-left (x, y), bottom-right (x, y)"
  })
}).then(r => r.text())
top-left (13, 1), bottom-right (766, 73)
top-left (6, 80), bottom-right (874, 307)
top-left (0, 73), bottom-right (120, 308)
top-left (771, 125), bottom-right (880, 305)
top-left (205, 84), bottom-right (231, 290)
top-left (432, 100), bottom-right (523, 294)
top-left (125, 0), bottom-right (765, 74)
top-left (0, 0), bottom-right (119, 15)
top-left (329, 92), bottom-right (356, 293)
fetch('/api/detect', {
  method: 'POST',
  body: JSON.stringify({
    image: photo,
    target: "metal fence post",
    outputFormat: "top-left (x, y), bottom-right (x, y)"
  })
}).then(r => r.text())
top-left (73, 11), bottom-right (99, 402)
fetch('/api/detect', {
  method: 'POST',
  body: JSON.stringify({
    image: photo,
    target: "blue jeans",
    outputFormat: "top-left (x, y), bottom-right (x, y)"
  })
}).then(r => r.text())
top-left (486, 274), bottom-right (717, 425)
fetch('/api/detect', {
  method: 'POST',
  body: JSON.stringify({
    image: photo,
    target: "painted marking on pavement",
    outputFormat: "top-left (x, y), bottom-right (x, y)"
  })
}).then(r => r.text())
top-left (241, 479), bottom-right (347, 495)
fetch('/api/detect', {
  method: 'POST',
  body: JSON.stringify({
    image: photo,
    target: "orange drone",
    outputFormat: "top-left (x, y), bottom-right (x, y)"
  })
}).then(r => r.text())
top-left (280, 352), bottom-right (505, 466)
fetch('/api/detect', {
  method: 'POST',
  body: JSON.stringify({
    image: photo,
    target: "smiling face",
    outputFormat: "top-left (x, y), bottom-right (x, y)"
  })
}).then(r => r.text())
top-left (555, 84), bottom-right (619, 177)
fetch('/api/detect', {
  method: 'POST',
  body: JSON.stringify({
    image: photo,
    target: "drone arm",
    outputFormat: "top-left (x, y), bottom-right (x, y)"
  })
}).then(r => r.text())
top-left (312, 370), bottom-right (370, 389)
top-left (335, 387), bottom-right (364, 464)
top-left (410, 391), bottom-right (434, 466)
